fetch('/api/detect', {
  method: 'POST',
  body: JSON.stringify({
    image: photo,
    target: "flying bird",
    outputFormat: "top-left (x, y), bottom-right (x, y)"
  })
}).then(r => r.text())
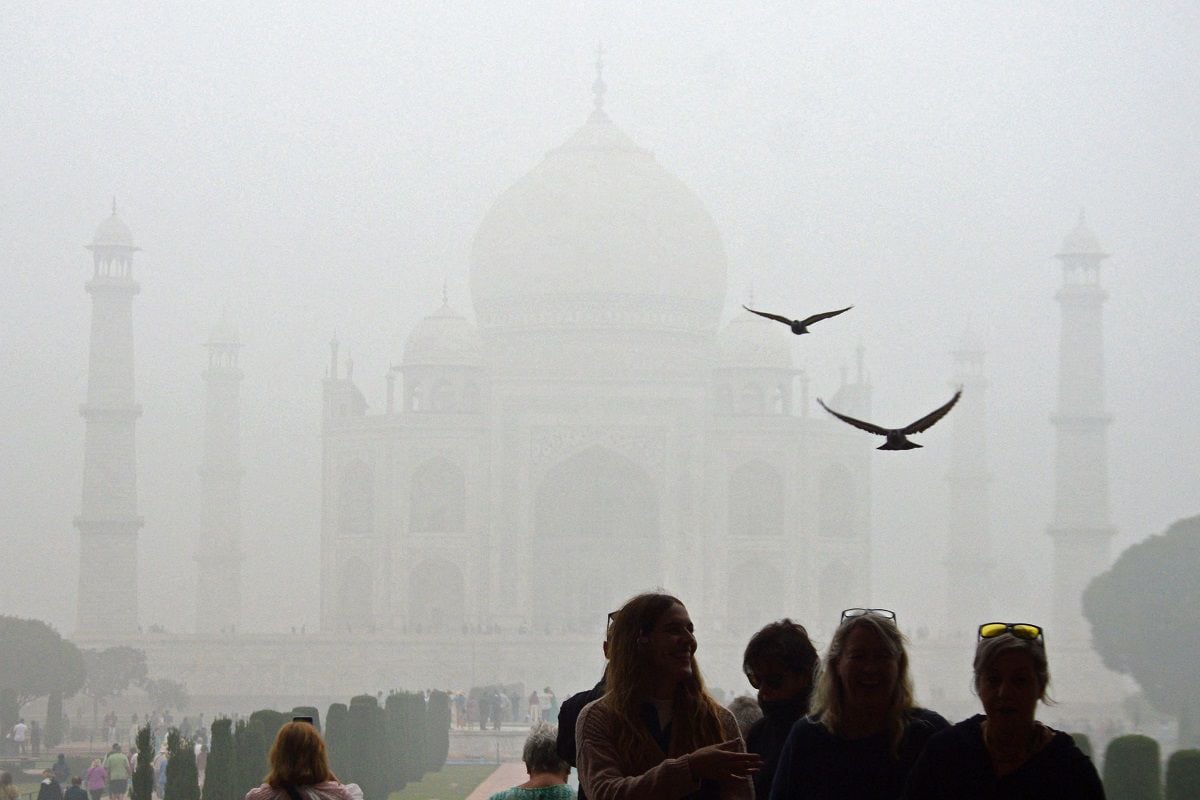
top-left (817, 388), bottom-right (963, 450)
top-left (742, 304), bottom-right (853, 335)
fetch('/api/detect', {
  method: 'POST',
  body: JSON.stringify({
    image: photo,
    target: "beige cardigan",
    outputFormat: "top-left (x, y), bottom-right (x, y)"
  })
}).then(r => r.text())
top-left (575, 698), bottom-right (754, 800)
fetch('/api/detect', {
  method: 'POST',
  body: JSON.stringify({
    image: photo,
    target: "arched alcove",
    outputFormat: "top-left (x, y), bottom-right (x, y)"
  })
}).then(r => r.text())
top-left (409, 560), bottom-right (465, 630)
top-left (410, 458), bottom-right (466, 533)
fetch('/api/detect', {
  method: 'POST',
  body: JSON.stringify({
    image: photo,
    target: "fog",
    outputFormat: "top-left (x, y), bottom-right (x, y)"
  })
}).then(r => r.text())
top-left (2, 1), bottom-right (1198, 651)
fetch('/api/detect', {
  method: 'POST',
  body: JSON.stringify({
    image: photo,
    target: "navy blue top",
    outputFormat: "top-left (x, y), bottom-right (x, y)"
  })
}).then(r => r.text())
top-left (900, 714), bottom-right (1105, 799)
top-left (768, 708), bottom-right (950, 800)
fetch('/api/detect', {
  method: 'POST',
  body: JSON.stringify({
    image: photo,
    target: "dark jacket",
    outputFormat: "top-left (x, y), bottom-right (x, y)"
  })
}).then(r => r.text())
top-left (900, 714), bottom-right (1105, 799)
top-left (769, 708), bottom-right (949, 800)
top-left (37, 781), bottom-right (64, 800)
top-left (556, 679), bottom-right (605, 800)
top-left (745, 691), bottom-right (811, 799)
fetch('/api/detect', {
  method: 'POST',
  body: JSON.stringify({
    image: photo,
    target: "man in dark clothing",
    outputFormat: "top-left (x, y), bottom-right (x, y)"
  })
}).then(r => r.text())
top-left (63, 777), bottom-right (88, 800)
top-left (37, 771), bottom-right (64, 800)
top-left (741, 618), bottom-right (819, 799)
top-left (555, 615), bottom-right (612, 800)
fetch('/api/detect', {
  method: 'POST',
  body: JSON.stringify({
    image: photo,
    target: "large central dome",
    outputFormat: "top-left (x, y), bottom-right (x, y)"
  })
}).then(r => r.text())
top-left (470, 109), bottom-right (728, 334)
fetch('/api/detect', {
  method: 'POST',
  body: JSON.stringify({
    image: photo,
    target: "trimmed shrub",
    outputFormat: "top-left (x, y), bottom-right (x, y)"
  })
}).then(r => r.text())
top-left (248, 711), bottom-right (290, 743)
top-left (1166, 749), bottom-right (1200, 800)
top-left (346, 695), bottom-right (388, 800)
top-left (291, 707), bottom-right (321, 734)
top-left (201, 719), bottom-right (237, 800)
top-left (233, 719), bottom-right (267, 797)
top-left (1070, 732), bottom-right (1093, 759)
top-left (426, 691), bottom-right (451, 773)
top-left (165, 729), bottom-right (200, 800)
top-left (131, 726), bottom-right (155, 800)
top-left (1104, 734), bottom-right (1162, 800)
top-left (324, 704), bottom-right (349, 779)
top-left (44, 691), bottom-right (64, 748)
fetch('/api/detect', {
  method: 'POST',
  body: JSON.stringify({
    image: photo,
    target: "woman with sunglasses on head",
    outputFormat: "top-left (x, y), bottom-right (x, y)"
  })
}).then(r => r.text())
top-left (900, 623), bottom-right (1104, 799)
top-left (769, 608), bottom-right (948, 800)
top-left (575, 592), bottom-right (761, 800)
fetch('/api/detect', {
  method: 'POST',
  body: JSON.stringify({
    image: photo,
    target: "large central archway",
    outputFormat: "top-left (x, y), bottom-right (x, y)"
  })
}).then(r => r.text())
top-left (533, 446), bottom-right (661, 630)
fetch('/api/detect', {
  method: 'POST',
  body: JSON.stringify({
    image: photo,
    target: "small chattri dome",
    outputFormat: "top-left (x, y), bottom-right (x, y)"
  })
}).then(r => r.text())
top-left (91, 208), bottom-right (136, 249)
top-left (1057, 211), bottom-right (1106, 257)
top-left (719, 310), bottom-right (794, 370)
top-left (403, 302), bottom-right (482, 367)
top-left (207, 316), bottom-right (240, 346)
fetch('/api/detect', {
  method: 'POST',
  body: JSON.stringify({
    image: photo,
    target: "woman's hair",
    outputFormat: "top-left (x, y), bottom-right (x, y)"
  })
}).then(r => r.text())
top-left (91, 759), bottom-right (102, 768)
top-left (743, 618), bottom-right (819, 679)
top-left (600, 592), bottom-right (731, 764)
top-left (264, 722), bottom-right (336, 787)
top-left (522, 723), bottom-right (568, 776)
top-left (810, 613), bottom-right (915, 753)
top-left (973, 633), bottom-right (1051, 701)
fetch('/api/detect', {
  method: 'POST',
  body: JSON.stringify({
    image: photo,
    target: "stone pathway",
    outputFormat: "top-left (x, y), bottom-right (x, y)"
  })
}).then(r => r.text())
top-left (463, 762), bottom-right (530, 800)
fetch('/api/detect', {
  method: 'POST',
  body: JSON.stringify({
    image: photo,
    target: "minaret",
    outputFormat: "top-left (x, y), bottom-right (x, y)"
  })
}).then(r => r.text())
top-left (76, 203), bottom-right (143, 636)
top-left (194, 314), bottom-right (244, 634)
top-left (1047, 212), bottom-right (1115, 643)
top-left (944, 330), bottom-right (993, 637)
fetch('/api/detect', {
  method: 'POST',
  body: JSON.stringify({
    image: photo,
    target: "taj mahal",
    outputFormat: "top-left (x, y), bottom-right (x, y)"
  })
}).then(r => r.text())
top-left (72, 81), bottom-right (1128, 716)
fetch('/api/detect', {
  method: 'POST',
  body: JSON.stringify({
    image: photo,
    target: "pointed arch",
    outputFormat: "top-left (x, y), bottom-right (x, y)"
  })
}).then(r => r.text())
top-left (819, 464), bottom-right (855, 537)
top-left (534, 446), bottom-right (660, 629)
top-left (729, 460), bottom-right (784, 538)
top-left (408, 560), bottom-right (466, 630)
top-left (410, 457), bottom-right (466, 533)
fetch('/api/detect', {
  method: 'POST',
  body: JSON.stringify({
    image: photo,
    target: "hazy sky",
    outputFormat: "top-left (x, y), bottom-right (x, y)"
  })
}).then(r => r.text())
top-left (2, 1), bottom-right (1198, 636)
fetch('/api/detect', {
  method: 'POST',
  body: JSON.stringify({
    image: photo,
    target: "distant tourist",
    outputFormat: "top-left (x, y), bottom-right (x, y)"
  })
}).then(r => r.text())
top-left (243, 721), bottom-right (362, 800)
top-left (900, 622), bottom-right (1104, 799)
top-left (487, 724), bottom-right (575, 800)
top-left (10, 720), bottom-right (28, 755)
top-left (52, 754), bottom-right (71, 788)
top-left (63, 778), bottom-right (87, 800)
top-left (726, 695), bottom-right (762, 739)
top-left (85, 759), bottom-right (107, 800)
top-left (104, 743), bottom-right (131, 800)
top-left (575, 592), bottom-right (759, 799)
top-left (37, 770), bottom-right (63, 800)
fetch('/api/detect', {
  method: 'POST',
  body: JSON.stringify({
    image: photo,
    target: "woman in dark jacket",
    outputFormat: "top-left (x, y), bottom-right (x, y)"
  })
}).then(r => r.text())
top-left (901, 622), bottom-right (1104, 799)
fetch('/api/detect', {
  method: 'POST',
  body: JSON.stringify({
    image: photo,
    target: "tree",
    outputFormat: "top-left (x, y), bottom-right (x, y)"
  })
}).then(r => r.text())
top-left (346, 695), bottom-right (388, 800)
top-left (233, 718), bottom-right (267, 797)
top-left (247, 710), bottom-right (289, 743)
top-left (1166, 750), bottom-right (1200, 800)
top-left (1083, 514), bottom-right (1200, 746)
top-left (324, 704), bottom-right (349, 779)
top-left (0, 616), bottom-right (86, 707)
top-left (143, 679), bottom-right (189, 713)
top-left (44, 691), bottom-right (64, 748)
top-left (165, 728), bottom-right (200, 800)
top-left (425, 691), bottom-right (450, 773)
top-left (201, 719), bottom-right (237, 800)
top-left (131, 726), bottom-right (155, 800)
top-left (1104, 734), bottom-right (1162, 800)
top-left (82, 647), bottom-right (148, 735)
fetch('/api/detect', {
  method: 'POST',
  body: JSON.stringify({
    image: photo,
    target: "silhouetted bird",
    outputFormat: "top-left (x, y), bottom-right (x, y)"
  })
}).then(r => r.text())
top-left (817, 388), bottom-right (962, 450)
top-left (742, 304), bottom-right (853, 335)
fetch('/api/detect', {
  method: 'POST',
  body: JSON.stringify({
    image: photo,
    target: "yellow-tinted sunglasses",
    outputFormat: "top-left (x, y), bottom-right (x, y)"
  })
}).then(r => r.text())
top-left (978, 622), bottom-right (1044, 643)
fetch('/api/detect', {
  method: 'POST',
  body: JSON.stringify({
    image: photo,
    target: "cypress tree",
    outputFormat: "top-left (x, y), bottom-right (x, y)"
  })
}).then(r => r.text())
top-left (1166, 750), bottom-right (1200, 800)
top-left (131, 726), bottom-right (155, 800)
top-left (234, 719), bottom-right (268, 797)
top-left (44, 691), bottom-right (64, 748)
top-left (397, 692), bottom-right (427, 784)
top-left (1104, 734), bottom-right (1162, 800)
top-left (383, 693), bottom-right (408, 794)
top-left (248, 711), bottom-right (289, 743)
top-left (1070, 732), bottom-right (1093, 759)
top-left (165, 729), bottom-right (200, 800)
top-left (0, 689), bottom-right (17, 749)
top-left (291, 707), bottom-right (321, 734)
top-left (202, 719), bottom-right (237, 800)
top-left (324, 704), bottom-right (349, 779)
top-left (425, 691), bottom-right (451, 773)
top-left (347, 695), bottom-right (387, 800)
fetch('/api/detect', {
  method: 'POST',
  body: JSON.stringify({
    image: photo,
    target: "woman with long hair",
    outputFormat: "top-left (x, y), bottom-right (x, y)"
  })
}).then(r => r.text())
top-left (243, 722), bottom-right (362, 800)
top-left (769, 608), bottom-right (948, 799)
top-left (575, 592), bottom-right (760, 800)
top-left (900, 623), bottom-right (1103, 799)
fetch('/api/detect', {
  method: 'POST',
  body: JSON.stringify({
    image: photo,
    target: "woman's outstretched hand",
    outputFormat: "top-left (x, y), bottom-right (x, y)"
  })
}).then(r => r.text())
top-left (686, 739), bottom-right (763, 781)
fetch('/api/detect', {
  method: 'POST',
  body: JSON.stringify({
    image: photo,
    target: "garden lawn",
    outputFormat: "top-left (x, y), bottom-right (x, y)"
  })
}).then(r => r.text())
top-left (388, 764), bottom-right (499, 800)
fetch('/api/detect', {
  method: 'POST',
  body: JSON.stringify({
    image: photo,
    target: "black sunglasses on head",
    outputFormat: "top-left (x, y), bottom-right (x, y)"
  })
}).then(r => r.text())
top-left (840, 607), bottom-right (897, 624)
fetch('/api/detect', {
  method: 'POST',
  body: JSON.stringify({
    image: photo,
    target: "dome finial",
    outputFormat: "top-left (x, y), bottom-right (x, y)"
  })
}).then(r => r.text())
top-left (592, 43), bottom-right (607, 114)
